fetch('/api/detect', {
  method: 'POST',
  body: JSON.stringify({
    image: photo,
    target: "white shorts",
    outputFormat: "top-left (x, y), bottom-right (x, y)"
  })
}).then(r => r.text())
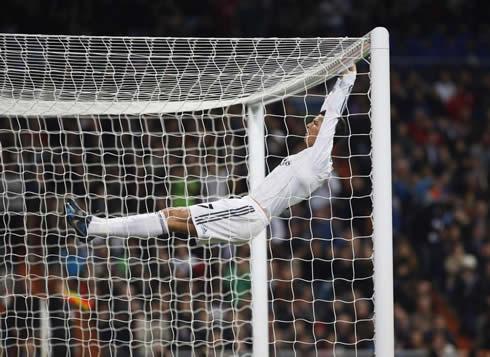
top-left (189, 195), bottom-right (269, 245)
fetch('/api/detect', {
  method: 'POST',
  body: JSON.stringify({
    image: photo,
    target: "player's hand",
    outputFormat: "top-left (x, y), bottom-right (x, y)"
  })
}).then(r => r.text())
top-left (341, 64), bottom-right (356, 76)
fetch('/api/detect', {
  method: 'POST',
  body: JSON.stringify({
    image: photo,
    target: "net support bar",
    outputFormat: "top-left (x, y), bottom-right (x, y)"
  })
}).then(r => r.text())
top-left (40, 299), bottom-right (50, 357)
top-left (371, 27), bottom-right (394, 356)
top-left (247, 103), bottom-right (269, 357)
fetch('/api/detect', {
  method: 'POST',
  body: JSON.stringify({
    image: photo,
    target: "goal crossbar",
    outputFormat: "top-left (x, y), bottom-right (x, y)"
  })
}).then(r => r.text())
top-left (0, 34), bottom-right (369, 116)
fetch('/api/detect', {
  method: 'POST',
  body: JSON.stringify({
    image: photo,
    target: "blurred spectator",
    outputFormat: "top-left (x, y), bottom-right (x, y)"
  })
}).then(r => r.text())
top-left (434, 71), bottom-right (456, 103)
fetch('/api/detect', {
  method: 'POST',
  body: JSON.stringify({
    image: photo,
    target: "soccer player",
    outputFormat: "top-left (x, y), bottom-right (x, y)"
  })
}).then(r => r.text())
top-left (66, 65), bottom-right (356, 245)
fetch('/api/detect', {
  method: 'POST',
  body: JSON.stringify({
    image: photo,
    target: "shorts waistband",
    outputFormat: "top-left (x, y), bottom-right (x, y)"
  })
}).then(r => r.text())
top-left (244, 195), bottom-right (270, 225)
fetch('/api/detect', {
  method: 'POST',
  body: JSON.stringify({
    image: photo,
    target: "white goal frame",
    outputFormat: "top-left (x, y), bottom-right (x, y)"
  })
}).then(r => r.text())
top-left (370, 27), bottom-right (394, 357)
top-left (0, 27), bottom-right (393, 356)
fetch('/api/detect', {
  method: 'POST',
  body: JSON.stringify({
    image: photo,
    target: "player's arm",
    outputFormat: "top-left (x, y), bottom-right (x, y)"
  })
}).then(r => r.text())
top-left (312, 65), bottom-right (356, 151)
top-left (320, 65), bottom-right (356, 117)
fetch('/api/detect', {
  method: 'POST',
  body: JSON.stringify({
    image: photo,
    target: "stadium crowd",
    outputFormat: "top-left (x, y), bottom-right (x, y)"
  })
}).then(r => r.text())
top-left (0, 0), bottom-right (489, 356)
top-left (1, 0), bottom-right (490, 59)
top-left (389, 67), bottom-right (490, 353)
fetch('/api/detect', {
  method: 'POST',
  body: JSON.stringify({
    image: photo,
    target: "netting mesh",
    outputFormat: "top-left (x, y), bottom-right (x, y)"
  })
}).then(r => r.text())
top-left (0, 34), bottom-right (374, 357)
top-left (0, 34), bottom-right (369, 115)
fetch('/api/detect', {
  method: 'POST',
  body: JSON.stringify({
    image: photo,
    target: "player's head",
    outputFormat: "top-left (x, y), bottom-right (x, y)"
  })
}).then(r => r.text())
top-left (305, 114), bottom-right (324, 147)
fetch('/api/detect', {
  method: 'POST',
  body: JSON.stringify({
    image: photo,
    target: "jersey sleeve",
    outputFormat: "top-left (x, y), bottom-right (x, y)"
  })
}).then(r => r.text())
top-left (311, 70), bottom-right (356, 170)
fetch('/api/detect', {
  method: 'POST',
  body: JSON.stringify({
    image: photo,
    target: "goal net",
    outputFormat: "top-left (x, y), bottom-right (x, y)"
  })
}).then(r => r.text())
top-left (0, 31), bottom-right (392, 357)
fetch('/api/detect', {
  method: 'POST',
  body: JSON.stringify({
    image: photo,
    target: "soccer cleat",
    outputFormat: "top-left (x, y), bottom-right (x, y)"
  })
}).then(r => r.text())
top-left (65, 199), bottom-right (93, 242)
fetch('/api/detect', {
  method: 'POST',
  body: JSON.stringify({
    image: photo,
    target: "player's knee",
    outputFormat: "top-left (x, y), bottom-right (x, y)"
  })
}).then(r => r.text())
top-left (162, 207), bottom-right (196, 235)
top-left (162, 207), bottom-right (188, 220)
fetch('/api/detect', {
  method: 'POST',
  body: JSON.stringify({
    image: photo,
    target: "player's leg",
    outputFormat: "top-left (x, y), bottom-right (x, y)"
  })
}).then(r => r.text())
top-left (66, 197), bottom-right (268, 243)
top-left (65, 199), bottom-right (196, 240)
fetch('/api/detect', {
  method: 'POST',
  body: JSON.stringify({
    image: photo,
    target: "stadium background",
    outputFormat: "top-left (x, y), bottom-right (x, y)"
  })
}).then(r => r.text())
top-left (0, 0), bottom-right (489, 356)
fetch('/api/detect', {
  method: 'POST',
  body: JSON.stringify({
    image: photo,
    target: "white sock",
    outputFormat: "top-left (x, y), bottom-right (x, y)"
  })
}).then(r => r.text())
top-left (87, 211), bottom-right (168, 238)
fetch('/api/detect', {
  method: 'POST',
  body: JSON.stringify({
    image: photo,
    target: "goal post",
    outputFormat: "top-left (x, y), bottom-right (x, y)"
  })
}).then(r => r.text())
top-left (370, 27), bottom-right (394, 356)
top-left (0, 28), bottom-right (393, 356)
top-left (247, 103), bottom-right (269, 357)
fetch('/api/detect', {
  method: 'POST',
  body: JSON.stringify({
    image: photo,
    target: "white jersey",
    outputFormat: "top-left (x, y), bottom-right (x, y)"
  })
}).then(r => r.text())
top-left (250, 71), bottom-right (356, 218)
